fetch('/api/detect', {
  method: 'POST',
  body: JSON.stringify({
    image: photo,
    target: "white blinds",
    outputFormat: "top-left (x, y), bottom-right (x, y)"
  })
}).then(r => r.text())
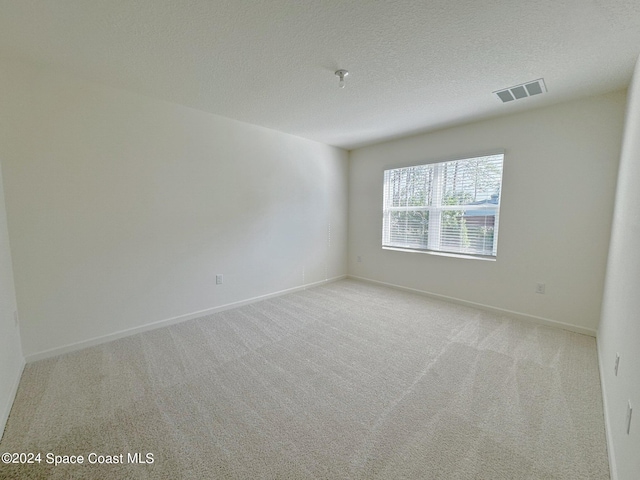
top-left (382, 154), bottom-right (504, 257)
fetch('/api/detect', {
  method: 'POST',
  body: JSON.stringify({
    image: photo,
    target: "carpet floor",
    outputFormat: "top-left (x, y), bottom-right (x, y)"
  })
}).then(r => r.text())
top-left (0, 279), bottom-right (609, 479)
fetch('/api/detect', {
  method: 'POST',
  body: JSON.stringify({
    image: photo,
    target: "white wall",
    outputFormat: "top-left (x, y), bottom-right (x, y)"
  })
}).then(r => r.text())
top-left (349, 91), bottom-right (625, 334)
top-left (598, 56), bottom-right (640, 480)
top-left (0, 159), bottom-right (23, 438)
top-left (0, 58), bottom-right (348, 359)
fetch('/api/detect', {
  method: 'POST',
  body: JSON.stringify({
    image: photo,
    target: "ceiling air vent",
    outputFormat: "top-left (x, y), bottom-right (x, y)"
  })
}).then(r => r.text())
top-left (495, 78), bottom-right (546, 103)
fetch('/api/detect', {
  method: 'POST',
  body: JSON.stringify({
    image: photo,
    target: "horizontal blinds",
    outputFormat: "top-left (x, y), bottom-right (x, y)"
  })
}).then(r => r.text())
top-left (386, 210), bottom-right (429, 248)
top-left (383, 154), bottom-right (503, 257)
top-left (385, 165), bottom-right (433, 208)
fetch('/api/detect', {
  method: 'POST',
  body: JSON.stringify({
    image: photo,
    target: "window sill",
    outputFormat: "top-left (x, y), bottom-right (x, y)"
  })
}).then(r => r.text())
top-left (382, 246), bottom-right (496, 262)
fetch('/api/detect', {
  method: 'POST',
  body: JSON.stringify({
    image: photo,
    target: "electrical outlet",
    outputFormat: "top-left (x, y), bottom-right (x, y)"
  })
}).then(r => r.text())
top-left (535, 283), bottom-right (546, 294)
top-left (357, 256), bottom-right (362, 263)
top-left (13, 310), bottom-right (18, 328)
top-left (627, 400), bottom-right (633, 435)
top-left (615, 353), bottom-right (620, 376)
top-left (216, 274), bottom-right (223, 285)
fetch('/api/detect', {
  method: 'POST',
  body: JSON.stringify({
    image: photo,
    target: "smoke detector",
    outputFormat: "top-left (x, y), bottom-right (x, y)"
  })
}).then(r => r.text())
top-left (495, 78), bottom-right (547, 103)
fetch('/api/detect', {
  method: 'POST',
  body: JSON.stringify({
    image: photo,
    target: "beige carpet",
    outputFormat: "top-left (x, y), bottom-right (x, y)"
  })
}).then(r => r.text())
top-left (0, 279), bottom-right (609, 479)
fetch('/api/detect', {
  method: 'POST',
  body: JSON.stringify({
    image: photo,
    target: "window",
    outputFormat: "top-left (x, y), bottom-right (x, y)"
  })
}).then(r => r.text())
top-left (382, 153), bottom-right (504, 258)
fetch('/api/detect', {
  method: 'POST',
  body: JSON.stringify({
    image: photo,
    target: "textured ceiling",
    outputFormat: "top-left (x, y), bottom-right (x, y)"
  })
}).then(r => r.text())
top-left (1, 1), bottom-right (639, 149)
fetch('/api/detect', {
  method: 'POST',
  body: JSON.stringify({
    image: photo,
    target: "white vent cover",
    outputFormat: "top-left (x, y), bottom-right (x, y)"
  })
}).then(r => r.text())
top-left (495, 78), bottom-right (547, 103)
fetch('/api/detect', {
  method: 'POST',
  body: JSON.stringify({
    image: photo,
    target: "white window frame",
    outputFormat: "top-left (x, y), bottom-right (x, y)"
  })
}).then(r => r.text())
top-left (382, 153), bottom-right (504, 260)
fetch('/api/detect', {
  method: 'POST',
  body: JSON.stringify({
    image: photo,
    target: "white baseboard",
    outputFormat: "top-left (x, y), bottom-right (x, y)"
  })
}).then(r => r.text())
top-left (596, 337), bottom-right (618, 480)
top-left (347, 275), bottom-right (597, 337)
top-left (25, 275), bottom-right (347, 363)
top-left (0, 358), bottom-right (25, 442)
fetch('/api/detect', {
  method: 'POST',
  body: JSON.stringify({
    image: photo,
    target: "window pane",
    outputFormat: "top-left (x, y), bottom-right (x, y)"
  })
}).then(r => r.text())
top-left (441, 155), bottom-right (503, 206)
top-left (388, 210), bottom-right (429, 248)
top-left (386, 165), bottom-right (432, 208)
top-left (440, 212), bottom-right (496, 256)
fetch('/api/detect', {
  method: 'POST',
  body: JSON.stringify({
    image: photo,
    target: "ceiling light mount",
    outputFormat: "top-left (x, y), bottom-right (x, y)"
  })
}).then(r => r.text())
top-left (335, 69), bottom-right (349, 88)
